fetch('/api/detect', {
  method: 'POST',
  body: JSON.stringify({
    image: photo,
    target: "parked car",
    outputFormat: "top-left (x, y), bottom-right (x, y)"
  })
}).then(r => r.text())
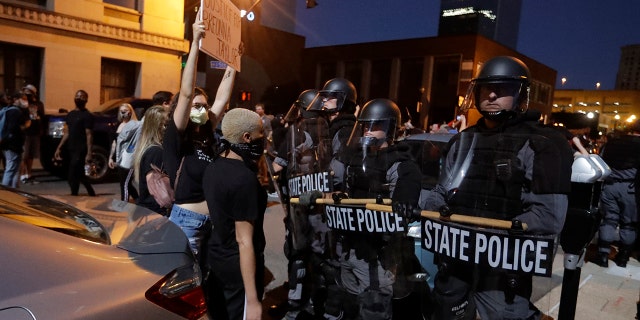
top-left (0, 185), bottom-right (207, 320)
top-left (40, 97), bottom-right (154, 183)
top-left (397, 132), bottom-right (454, 288)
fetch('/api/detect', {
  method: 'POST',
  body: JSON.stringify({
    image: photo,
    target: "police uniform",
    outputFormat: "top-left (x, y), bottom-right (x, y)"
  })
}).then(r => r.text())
top-left (324, 99), bottom-right (423, 320)
top-left (594, 132), bottom-right (640, 267)
top-left (418, 56), bottom-right (573, 320)
top-left (276, 89), bottom-right (336, 319)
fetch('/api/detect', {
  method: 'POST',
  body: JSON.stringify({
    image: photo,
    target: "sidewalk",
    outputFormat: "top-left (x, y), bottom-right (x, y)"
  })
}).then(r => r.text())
top-left (536, 246), bottom-right (640, 320)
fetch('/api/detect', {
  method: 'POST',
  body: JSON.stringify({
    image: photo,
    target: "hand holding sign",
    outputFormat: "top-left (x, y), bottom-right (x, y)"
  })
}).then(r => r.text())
top-left (193, 8), bottom-right (206, 43)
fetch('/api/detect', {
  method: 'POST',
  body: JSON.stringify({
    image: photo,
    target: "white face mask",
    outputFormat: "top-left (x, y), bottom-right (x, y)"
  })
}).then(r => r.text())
top-left (19, 99), bottom-right (29, 108)
top-left (189, 106), bottom-right (209, 125)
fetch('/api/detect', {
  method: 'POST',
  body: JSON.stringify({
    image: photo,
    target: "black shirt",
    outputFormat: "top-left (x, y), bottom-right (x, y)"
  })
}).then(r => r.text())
top-left (136, 145), bottom-right (166, 215)
top-left (203, 157), bottom-right (267, 268)
top-left (65, 109), bottom-right (94, 152)
top-left (162, 120), bottom-right (217, 204)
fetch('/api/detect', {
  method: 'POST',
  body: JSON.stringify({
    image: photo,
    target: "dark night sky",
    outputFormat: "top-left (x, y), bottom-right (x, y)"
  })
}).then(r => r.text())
top-left (292, 0), bottom-right (640, 90)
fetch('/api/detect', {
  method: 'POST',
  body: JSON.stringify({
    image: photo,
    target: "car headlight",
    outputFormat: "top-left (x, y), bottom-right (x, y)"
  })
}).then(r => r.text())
top-left (48, 121), bottom-right (65, 138)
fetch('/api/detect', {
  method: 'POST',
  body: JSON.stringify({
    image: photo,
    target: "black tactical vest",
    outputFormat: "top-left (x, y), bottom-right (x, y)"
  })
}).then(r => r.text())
top-left (447, 133), bottom-right (530, 220)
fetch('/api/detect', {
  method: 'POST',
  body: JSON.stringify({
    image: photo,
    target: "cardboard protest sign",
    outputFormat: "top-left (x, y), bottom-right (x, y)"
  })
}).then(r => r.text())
top-left (199, 0), bottom-right (242, 71)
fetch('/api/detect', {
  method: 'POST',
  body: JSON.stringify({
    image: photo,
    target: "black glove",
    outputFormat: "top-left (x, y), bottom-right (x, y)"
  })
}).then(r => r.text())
top-left (299, 190), bottom-right (323, 207)
top-left (331, 192), bottom-right (349, 203)
top-left (392, 201), bottom-right (421, 222)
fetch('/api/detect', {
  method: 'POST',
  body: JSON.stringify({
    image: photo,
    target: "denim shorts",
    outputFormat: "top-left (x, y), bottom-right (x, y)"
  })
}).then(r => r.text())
top-left (169, 205), bottom-right (211, 258)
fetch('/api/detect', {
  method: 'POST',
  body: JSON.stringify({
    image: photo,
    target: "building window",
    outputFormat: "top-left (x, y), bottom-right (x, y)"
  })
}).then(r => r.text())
top-left (104, 0), bottom-right (138, 10)
top-left (100, 58), bottom-right (139, 103)
top-left (0, 42), bottom-right (41, 95)
top-left (398, 57), bottom-right (424, 126)
top-left (370, 59), bottom-right (391, 100)
top-left (17, 0), bottom-right (46, 6)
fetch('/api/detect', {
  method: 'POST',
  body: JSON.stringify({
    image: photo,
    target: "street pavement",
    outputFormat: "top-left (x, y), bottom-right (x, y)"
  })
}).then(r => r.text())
top-left (16, 167), bottom-right (640, 320)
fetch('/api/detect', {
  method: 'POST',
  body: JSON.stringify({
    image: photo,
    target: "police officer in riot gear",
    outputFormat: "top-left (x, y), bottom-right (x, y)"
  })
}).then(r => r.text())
top-left (273, 89), bottom-right (335, 320)
top-left (417, 56), bottom-right (573, 319)
top-left (593, 124), bottom-right (640, 268)
top-left (322, 98), bottom-right (423, 319)
top-left (307, 78), bottom-right (359, 190)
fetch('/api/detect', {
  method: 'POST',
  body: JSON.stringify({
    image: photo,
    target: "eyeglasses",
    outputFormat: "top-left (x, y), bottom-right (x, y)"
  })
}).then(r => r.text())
top-left (192, 103), bottom-right (209, 109)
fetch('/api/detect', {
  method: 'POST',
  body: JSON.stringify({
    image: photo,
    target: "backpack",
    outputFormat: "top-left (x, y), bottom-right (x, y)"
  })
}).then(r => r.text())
top-left (0, 105), bottom-right (19, 143)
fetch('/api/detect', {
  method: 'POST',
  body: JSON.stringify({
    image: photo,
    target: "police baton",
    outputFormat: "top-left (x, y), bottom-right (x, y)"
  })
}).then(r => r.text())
top-left (365, 203), bottom-right (528, 231)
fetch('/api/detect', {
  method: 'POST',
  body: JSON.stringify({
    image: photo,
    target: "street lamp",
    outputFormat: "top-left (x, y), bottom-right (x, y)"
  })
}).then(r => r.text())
top-left (561, 77), bottom-right (567, 87)
top-left (596, 82), bottom-right (601, 90)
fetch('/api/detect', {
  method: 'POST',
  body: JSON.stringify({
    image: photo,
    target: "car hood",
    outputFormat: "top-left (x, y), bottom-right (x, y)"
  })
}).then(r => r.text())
top-left (30, 194), bottom-right (191, 255)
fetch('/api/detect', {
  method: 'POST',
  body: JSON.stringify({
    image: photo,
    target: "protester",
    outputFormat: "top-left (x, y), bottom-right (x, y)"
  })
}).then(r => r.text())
top-left (20, 84), bottom-right (45, 184)
top-left (108, 103), bottom-right (140, 202)
top-left (1, 90), bottom-right (30, 188)
top-left (203, 107), bottom-right (266, 320)
top-left (54, 90), bottom-right (96, 196)
top-left (133, 106), bottom-right (170, 215)
top-left (164, 12), bottom-right (236, 258)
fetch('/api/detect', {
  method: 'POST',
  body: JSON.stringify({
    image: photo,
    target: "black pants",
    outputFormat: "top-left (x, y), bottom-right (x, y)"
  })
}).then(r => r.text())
top-left (205, 256), bottom-right (265, 320)
top-left (68, 149), bottom-right (95, 196)
top-left (117, 167), bottom-right (138, 201)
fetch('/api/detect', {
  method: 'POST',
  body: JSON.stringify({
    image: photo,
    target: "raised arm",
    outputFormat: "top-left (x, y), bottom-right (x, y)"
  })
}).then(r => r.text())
top-left (174, 12), bottom-right (206, 132)
top-left (208, 66), bottom-right (236, 129)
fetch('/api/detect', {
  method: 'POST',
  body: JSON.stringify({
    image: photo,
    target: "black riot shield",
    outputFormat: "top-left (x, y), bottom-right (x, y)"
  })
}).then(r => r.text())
top-left (415, 130), bottom-right (571, 320)
top-left (316, 202), bottom-right (426, 320)
top-left (284, 116), bottom-right (334, 256)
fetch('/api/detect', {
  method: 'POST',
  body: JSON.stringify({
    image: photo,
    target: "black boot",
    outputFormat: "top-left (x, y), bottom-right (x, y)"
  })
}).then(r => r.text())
top-left (592, 252), bottom-right (609, 267)
top-left (615, 247), bottom-right (631, 268)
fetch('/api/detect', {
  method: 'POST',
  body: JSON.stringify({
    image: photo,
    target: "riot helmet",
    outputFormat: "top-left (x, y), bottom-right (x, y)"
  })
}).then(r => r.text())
top-left (284, 89), bottom-right (320, 123)
top-left (460, 56), bottom-right (531, 122)
top-left (347, 98), bottom-right (401, 148)
top-left (307, 78), bottom-right (357, 114)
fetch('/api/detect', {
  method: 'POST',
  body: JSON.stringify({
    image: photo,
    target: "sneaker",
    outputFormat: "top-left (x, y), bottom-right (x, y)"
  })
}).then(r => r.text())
top-left (268, 192), bottom-right (279, 199)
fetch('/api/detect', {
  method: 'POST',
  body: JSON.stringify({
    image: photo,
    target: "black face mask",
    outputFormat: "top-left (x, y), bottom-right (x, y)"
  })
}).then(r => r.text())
top-left (231, 137), bottom-right (265, 161)
top-left (74, 99), bottom-right (87, 109)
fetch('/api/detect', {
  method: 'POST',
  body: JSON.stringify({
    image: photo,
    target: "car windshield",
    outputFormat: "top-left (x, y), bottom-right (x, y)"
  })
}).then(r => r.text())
top-left (0, 188), bottom-right (110, 244)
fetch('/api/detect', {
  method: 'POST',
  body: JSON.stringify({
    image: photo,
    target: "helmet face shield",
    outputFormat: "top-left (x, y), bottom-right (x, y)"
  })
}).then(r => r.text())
top-left (347, 119), bottom-right (395, 148)
top-left (283, 103), bottom-right (300, 123)
top-left (460, 79), bottom-right (528, 114)
top-left (307, 90), bottom-right (348, 113)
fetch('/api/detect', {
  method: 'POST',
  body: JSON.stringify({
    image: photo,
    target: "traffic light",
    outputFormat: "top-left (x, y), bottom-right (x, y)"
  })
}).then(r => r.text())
top-left (239, 91), bottom-right (252, 102)
top-left (306, 0), bottom-right (318, 8)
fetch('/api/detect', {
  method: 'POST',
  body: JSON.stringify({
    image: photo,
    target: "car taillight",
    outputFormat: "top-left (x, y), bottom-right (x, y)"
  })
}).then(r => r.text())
top-left (145, 263), bottom-right (207, 320)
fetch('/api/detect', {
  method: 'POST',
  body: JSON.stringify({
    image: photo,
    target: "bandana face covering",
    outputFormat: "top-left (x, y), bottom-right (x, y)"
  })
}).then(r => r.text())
top-left (231, 137), bottom-right (265, 161)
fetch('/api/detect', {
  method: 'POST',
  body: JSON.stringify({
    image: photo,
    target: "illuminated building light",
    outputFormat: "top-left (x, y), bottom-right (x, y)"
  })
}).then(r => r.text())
top-left (442, 7), bottom-right (474, 17)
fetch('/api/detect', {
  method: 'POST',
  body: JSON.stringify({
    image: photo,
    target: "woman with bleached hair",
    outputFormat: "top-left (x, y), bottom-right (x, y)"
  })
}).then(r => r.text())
top-left (203, 108), bottom-right (267, 320)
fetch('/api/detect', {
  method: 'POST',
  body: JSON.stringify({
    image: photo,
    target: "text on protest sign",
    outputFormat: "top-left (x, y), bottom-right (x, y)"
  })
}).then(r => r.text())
top-left (420, 217), bottom-right (555, 277)
top-left (288, 172), bottom-right (333, 197)
top-left (200, 0), bottom-right (242, 71)
top-left (323, 204), bottom-right (405, 234)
